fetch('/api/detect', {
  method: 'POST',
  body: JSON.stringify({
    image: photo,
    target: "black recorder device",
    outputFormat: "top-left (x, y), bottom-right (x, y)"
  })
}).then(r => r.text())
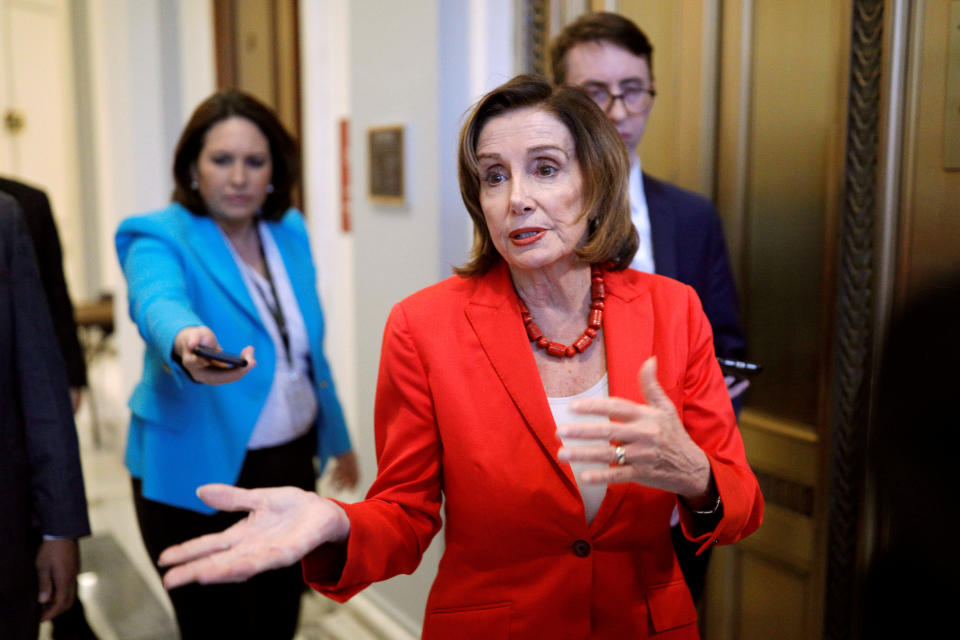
top-left (717, 357), bottom-right (763, 379)
top-left (192, 346), bottom-right (248, 369)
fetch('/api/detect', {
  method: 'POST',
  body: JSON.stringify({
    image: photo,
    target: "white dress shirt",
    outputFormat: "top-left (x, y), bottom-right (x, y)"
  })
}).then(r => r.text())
top-left (628, 160), bottom-right (656, 274)
top-left (549, 374), bottom-right (611, 525)
top-left (224, 221), bottom-right (318, 449)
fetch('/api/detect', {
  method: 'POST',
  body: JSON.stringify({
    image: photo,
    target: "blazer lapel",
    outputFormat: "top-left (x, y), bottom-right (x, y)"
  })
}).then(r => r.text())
top-left (270, 220), bottom-right (321, 341)
top-left (590, 269), bottom-right (654, 531)
top-left (464, 263), bottom-right (580, 496)
top-left (185, 214), bottom-right (260, 325)
top-left (643, 173), bottom-right (678, 279)
top-left (604, 270), bottom-right (653, 403)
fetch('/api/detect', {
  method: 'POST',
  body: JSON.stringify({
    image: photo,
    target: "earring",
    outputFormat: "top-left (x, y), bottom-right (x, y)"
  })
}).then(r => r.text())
top-left (266, 184), bottom-right (274, 194)
top-left (190, 179), bottom-right (199, 190)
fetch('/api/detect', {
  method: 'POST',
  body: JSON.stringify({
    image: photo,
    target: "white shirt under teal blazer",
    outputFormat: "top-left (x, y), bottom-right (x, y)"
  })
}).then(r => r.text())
top-left (116, 202), bottom-right (351, 513)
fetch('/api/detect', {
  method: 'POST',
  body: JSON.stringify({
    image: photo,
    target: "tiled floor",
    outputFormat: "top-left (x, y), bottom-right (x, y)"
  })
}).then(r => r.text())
top-left (37, 349), bottom-right (350, 640)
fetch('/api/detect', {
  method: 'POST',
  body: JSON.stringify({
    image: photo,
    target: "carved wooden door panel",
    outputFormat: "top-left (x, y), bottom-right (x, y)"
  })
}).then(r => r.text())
top-left (705, 2), bottom-right (853, 638)
top-left (213, 0), bottom-right (301, 206)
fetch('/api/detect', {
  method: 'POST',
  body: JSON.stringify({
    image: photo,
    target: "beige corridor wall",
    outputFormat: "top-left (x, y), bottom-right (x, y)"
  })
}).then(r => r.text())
top-left (85, 0), bottom-right (215, 427)
top-left (347, 0), bottom-right (477, 632)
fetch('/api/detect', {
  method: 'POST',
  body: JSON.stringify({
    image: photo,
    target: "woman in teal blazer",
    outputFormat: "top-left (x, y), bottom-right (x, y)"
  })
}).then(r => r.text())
top-left (115, 90), bottom-right (354, 639)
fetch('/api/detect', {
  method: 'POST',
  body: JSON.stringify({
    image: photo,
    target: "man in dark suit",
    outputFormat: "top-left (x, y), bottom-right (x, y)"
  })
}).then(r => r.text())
top-left (1, 177), bottom-right (98, 639)
top-left (0, 193), bottom-right (91, 639)
top-left (0, 177), bottom-right (87, 408)
top-left (550, 12), bottom-right (747, 604)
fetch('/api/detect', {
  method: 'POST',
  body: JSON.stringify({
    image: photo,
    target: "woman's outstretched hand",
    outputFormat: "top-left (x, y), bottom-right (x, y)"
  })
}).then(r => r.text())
top-left (556, 356), bottom-right (715, 508)
top-left (173, 326), bottom-right (256, 385)
top-left (158, 484), bottom-right (350, 590)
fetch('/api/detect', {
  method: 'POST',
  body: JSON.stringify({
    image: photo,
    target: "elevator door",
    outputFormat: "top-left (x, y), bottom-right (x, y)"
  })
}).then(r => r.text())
top-left (710, 3), bottom-right (849, 638)
top-left (617, 2), bottom-right (851, 638)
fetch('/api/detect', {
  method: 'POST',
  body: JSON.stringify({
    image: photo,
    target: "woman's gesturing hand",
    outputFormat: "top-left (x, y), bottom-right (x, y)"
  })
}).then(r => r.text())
top-left (557, 357), bottom-right (715, 506)
top-left (158, 484), bottom-right (350, 590)
top-left (173, 326), bottom-right (256, 385)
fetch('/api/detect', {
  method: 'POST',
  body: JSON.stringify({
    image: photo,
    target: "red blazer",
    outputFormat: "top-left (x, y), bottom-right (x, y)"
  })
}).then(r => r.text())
top-left (305, 263), bottom-right (763, 639)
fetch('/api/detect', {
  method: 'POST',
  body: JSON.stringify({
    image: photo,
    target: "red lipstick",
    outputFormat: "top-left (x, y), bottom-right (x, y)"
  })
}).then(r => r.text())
top-left (509, 227), bottom-right (545, 246)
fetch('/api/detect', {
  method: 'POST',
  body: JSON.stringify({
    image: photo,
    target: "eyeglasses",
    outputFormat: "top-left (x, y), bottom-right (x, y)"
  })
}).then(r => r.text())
top-left (582, 84), bottom-right (656, 115)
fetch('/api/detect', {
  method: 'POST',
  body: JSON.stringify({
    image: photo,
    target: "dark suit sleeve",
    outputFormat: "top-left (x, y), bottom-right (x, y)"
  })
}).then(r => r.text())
top-left (645, 175), bottom-right (746, 361)
top-left (0, 180), bottom-right (87, 387)
top-left (23, 189), bottom-right (87, 387)
top-left (6, 202), bottom-right (90, 538)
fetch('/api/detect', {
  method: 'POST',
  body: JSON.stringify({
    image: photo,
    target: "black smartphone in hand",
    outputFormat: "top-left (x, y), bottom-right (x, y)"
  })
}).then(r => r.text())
top-left (192, 345), bottom-right (248, 369)
top-left (717, 357), bottom-right (763, 379)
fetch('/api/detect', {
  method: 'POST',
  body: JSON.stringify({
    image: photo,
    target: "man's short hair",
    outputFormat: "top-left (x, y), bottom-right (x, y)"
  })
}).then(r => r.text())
top-left (549, 12), bottom-right (654, 85)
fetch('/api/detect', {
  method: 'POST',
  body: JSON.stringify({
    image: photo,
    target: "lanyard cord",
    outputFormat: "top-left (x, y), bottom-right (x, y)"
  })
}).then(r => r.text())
top-left (251, 230), bottom-right (292, 365)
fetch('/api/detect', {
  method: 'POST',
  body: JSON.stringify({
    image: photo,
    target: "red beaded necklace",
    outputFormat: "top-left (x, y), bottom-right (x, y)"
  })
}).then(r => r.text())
top-left (517, 265), bottom-right (604, 358)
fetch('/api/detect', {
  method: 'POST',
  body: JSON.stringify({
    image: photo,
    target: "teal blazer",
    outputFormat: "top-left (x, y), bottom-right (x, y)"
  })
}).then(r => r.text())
top-left (116, 203), bottom-right (351, 513)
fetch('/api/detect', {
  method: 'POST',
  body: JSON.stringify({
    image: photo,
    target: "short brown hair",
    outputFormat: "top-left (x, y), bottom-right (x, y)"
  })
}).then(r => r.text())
top-left (172, 89), bottom-right (299, 221)
top-left (456, 75), bottom-right (636, 277)
top-left (549, 12), bottom-right (654, 85)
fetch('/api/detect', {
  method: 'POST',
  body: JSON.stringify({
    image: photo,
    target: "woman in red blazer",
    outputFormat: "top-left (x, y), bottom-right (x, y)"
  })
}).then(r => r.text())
top-left (158, 76), bottom-right (763, 639)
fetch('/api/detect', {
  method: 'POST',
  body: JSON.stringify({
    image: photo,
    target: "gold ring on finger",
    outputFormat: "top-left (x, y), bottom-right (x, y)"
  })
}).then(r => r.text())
top-left (615, 445), bottom-right (627, 466)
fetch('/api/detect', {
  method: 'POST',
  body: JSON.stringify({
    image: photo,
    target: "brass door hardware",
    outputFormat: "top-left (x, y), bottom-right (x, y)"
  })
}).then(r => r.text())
top-left (4, 109), bottom-right (25, 134)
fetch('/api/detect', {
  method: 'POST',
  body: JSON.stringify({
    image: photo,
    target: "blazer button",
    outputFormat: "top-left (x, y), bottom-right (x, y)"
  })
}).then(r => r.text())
top-left (318, 380), bottom-right (330, 389)
top-left (572, 539), bottom-right (591, 557)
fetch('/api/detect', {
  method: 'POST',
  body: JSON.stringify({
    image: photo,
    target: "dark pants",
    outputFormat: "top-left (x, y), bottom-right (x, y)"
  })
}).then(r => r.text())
top-left (0, 532), bottom-right (41, 640)
top-left (51, 599), bottom-right (98, 639)
top-left (0, 588), bottom-right (40, 640)
top-left (133, 430), bottom-right (316, 640)
top-left (672, 524), bottom-right (712, 604)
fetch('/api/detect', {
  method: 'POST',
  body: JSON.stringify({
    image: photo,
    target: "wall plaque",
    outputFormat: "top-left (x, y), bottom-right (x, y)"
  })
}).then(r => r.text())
top-left (368, 125), bottom-right (405, 204)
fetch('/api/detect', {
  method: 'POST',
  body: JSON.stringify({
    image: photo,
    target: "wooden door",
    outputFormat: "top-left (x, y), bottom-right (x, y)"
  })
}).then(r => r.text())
top-left (212, 0), bottom-right (301, 145)
top-left (711, 2), bottom-right (850, 637)
top-left (894, 0), bottom-right (960, 299)
top-left (613, 1), bottom-right (852, 637)
top-left (0, 0), bottom-right (84, 297)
